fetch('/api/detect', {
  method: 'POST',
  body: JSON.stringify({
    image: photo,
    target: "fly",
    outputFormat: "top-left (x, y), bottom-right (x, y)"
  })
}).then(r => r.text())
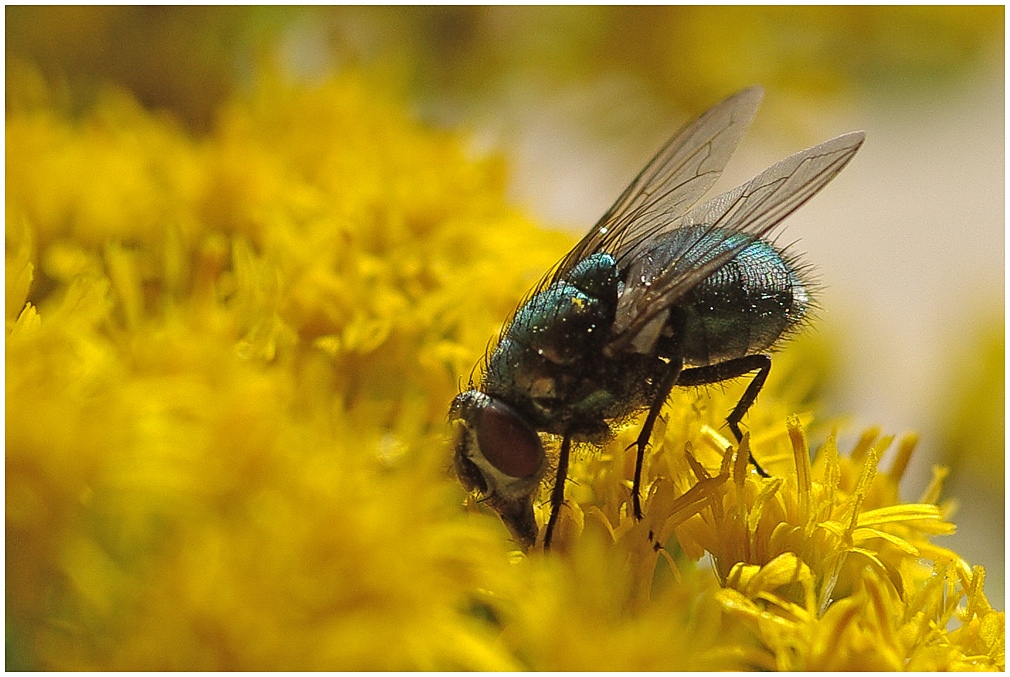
top-left (449, 86), bottom-right (864, 550)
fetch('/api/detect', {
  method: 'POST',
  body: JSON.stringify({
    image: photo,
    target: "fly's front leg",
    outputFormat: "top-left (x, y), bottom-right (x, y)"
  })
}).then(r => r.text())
top-left (678, 354), bottom-right (772, 476)
top-left (631, 357), bottom-right (684, 520)
top-left (543, 433), bottom-right (572, 550)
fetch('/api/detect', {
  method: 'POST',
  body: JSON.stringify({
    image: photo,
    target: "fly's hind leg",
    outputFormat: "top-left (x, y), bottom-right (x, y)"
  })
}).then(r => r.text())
top-left (678, 354), bottom-right (772, 476)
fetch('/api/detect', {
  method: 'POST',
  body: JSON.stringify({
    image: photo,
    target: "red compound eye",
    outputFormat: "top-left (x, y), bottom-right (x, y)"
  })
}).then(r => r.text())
top-left (476, 400), bottom-right (543, 479)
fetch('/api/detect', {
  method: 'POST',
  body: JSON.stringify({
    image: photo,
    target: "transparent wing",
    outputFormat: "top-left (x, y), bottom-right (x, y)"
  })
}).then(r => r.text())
top-left (609, 130), bottom-right (865, 353)
top-left (546, 86), bottom-right (765, 286)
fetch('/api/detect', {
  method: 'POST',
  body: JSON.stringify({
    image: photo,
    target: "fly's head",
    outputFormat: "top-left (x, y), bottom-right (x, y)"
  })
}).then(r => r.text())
top-left (449, 390), bottom-right (546, 549)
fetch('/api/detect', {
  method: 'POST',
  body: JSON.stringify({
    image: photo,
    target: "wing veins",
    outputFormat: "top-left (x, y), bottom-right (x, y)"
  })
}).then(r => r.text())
top-left (609, 131), bottom-right (865, 350)
top-left (547, 86), bottom-right (765, 287)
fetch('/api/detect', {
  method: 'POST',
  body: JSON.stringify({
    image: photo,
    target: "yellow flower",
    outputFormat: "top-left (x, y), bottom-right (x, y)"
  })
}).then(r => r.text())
top-left (6, 65), bottom-right (1003, 670)
top-left (6, 67), bottom-right (552, 670)
top-left (514, 348), bottom-right (1001, 670)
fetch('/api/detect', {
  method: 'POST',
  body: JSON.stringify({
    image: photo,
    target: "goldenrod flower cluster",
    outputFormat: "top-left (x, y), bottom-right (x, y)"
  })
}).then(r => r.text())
top-left (6, 68), bottom-right (1003, 670)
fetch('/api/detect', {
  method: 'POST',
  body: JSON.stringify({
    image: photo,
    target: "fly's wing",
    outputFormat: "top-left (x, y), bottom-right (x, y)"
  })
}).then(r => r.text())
top-left (546, 86), bottom-right (765, 287)
top-left (609, 130), bottom-right (865, 353)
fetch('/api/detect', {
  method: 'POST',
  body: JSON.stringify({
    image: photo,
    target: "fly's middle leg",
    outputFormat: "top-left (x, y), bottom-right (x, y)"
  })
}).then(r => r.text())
top-left (630, 357), bottom-right (684, 520)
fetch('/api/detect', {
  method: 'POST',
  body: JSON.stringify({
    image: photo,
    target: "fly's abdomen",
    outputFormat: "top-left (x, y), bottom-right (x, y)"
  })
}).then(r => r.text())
top-left (678, 238), bottom-right (809, 366)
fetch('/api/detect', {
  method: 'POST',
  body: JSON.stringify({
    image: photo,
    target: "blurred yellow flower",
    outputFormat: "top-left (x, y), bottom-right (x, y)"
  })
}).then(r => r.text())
top-left (6, 66), bottom-right (1003, 670)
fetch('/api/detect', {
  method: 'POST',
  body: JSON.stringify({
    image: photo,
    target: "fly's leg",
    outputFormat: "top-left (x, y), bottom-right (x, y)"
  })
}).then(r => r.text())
top-left (678, 354), bottom-right (772, 476)
top-left (547, 354), bottom-right (769, 545)
top-left (723, 355), bottom-right (772, 453)
top-left (543, 433), bottom-right (572, 550)
top-left (631, 357), bottom-right (684, 520)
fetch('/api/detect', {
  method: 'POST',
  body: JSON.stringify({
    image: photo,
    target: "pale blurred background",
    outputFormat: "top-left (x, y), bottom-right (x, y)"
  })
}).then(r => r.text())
top-left (8, 6), bottom-right (1003, 605)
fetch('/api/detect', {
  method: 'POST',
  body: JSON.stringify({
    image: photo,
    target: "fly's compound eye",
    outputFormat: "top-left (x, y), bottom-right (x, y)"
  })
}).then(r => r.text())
top-left (450, 391), bottom-right (546, 500)
top-left (475, 400), bottom-right (543, 479)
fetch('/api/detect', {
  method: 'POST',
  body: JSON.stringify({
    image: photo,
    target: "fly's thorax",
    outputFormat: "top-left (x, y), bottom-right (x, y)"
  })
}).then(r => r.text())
top-left (567, 252), bottom-right (620, 301)
top-left (483, 252), bottom-right (620, 428)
